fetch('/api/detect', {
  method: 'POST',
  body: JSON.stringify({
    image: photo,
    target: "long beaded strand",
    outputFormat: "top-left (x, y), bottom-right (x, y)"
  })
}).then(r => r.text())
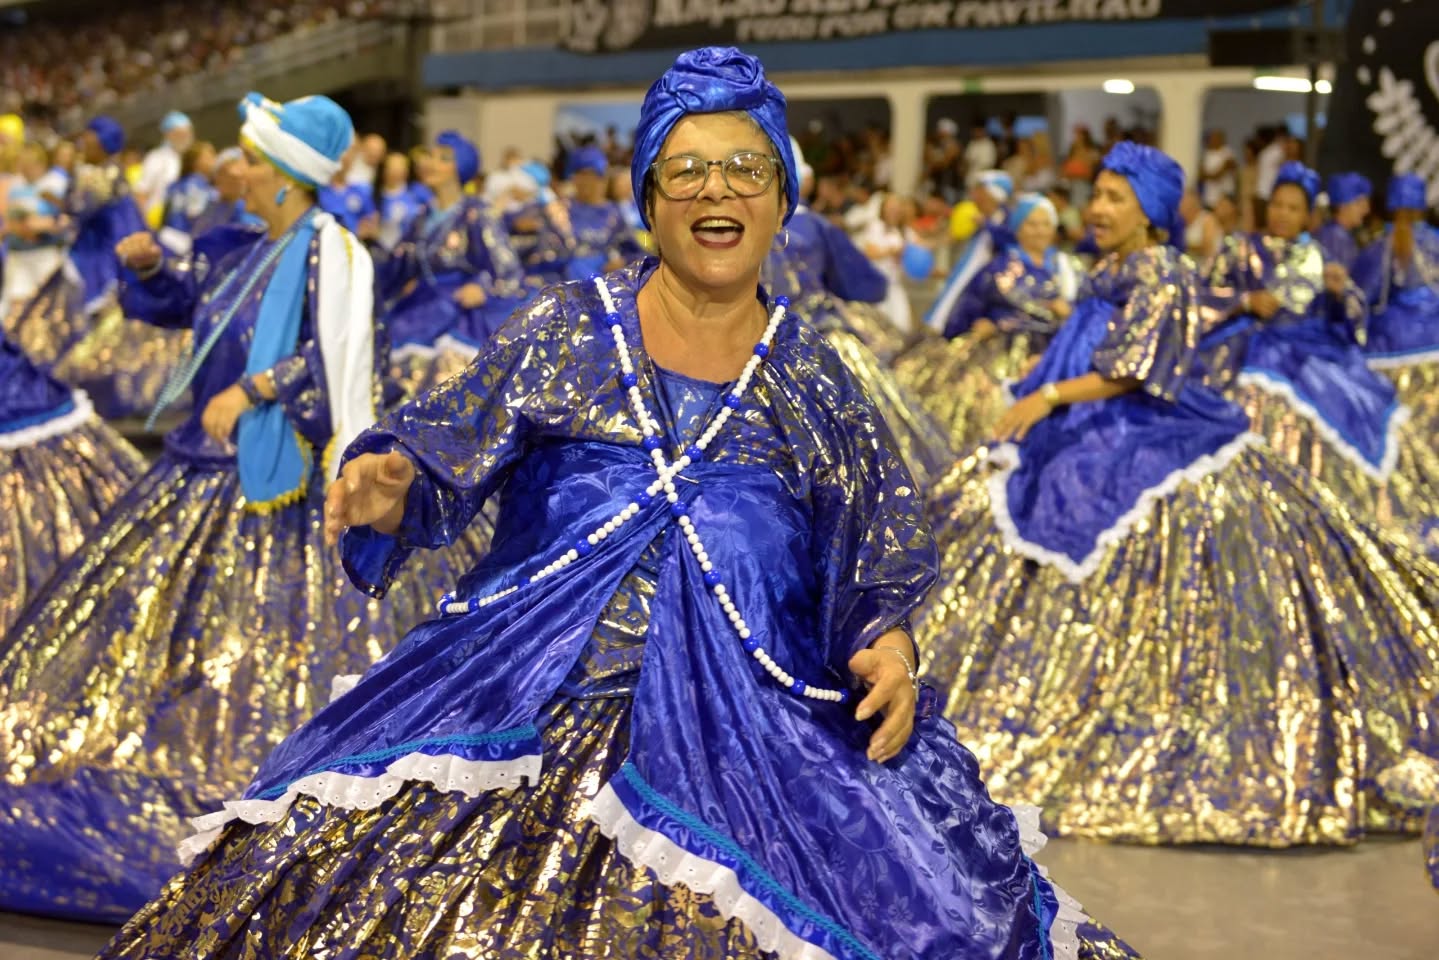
top-left (437, 277), bottom-right (848, 704)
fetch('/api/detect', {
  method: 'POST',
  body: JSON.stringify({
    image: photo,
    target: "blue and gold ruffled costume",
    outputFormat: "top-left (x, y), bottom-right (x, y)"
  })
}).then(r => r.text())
top-left (97, 47), bottom-right (1137, 960)
top-left (0, 213), bottom-right (494, 923)
top-left (916, 237), bottom-right (1439, 848)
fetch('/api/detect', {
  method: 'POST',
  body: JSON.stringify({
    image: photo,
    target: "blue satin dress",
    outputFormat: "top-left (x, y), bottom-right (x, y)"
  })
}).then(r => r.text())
top-left (506, 199), bottom-right (573, 286)
top-left (898, 245), bottom-right (1081, 450)
top-left (923, 213), bottom-right (1014, 335)
top-left (1202, 231), bottom-right (1436, 555)
top-left (95, 259), bottom-right (1140, 960)
top-left (374, 196), bottom-right (530, 401)
top-left (915, 245), bottom-right (1439, 848)
top-left (0, 225), bottom-right (493, 923)
top-left (764, 206), bottom-right (951, 489)
top-left (0, 330), bottom-right (144, 634)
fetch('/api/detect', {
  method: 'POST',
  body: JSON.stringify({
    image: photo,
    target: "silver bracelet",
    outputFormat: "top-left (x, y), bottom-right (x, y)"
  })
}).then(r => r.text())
top-left (877, 646), bottom-right (919, 691)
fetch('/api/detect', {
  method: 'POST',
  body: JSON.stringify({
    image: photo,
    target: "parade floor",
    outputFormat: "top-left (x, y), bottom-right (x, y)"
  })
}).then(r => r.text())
top-left (1, 836), bottom-right (1433, 959)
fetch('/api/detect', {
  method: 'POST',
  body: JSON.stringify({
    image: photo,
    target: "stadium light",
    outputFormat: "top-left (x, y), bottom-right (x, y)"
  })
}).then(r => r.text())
top-left (1102, 79), bottom-right (1135, 95)
top-left (1252, 75), bottom-right (1331, 94)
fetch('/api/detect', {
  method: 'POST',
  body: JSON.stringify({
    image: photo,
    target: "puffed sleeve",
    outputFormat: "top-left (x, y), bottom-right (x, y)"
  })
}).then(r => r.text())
top-left (339, 289), bottom-right (570, 595)
top-left (1091, 247), bottom-right (1199, 403)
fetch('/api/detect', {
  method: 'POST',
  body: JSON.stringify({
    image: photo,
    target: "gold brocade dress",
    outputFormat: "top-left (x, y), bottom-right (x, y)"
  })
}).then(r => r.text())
top-left (895, 247), bottom-right (1080, 451)
top-left (916, 246), bottom-right (1439, 848)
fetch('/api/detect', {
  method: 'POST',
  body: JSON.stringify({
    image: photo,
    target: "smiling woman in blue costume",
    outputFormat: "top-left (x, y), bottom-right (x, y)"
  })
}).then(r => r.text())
top-left (914, 142), bottom-right (1439, 849)
top-left (98, 48), bottom-right (1141, 960)
top-left (764, 137), bottom-right (952, 490)
top-left (1201, 162), bottom-right (1436, 557)
top-left (374, 130), bottom-right (529, 401)
top-left (0, 93), bottom-right (492, 924)
top-left (897, 193), bottom-right (1081, 451)
top-left (0, 330), bottom-right (145, 634)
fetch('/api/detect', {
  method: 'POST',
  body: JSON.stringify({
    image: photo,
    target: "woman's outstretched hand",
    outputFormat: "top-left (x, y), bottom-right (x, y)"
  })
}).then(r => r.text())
top-left (324, 450), bottom-right (416, 545)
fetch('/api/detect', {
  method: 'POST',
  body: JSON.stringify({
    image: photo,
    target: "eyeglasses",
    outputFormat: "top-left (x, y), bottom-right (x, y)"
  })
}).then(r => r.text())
top-left (650, 152), bottom-right (779, 201)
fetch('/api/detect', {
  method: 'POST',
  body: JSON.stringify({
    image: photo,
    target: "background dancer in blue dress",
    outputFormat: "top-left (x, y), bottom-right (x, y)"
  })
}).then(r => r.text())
top-left (98, 47), bottom-right (1138, 960)
top-left (561, 144), bottom-right (644, 281)
top-left (506, 160), bottom-right (575, 286)
top-left (0, 92), bottom-right (492, 924)
top-left (3, 116), bottom-right (147, 367)
top-left (764, 137), bottom-right (950, 489)
top-left (156, 141), bottom-right (219, 254)
top-left (1315, 172), bottom-right (1372, 271)
top-left (914, 142), bottom-right (1439, 850)
top-left (374, 150), bottom-right (429, 250)
top-left (188, 147), bottom-right (264, 237)
top-left (0, 329), bottom-right (144, 634)
top-left (375, 130), bottom-right (529, 400)
top-left (1202, 162), bottom-right (1432, 555)
top-left (922, 168), bottom-right (1013, 335)
top-left (898, 192), bottom-right (1081, 450)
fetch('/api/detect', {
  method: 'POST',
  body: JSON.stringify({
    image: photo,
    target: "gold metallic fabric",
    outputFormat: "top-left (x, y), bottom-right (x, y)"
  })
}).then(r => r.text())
top-left (895, 331), bottom-right (1044, 451)
top-left (915, 445), bottom-right (1439, 846)
top-left (0, 420), bottom-right (145, 635)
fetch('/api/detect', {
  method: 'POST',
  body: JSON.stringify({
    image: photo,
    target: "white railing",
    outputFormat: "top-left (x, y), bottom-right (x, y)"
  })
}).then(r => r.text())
top-left (429, 0), bottom-right (567, 53)
top-left (112, 18), bottom-right (404, 130)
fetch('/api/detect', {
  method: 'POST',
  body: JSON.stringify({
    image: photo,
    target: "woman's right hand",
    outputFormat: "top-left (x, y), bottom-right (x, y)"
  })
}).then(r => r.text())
top-left (325, 450), bottom-right (417, 545)
top-left (115, 232), bottom-right (162, 273)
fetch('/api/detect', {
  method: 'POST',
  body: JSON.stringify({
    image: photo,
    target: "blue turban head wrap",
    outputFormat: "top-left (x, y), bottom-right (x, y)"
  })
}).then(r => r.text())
top-left (238, 92), bottom-right (354, 188)
top-left (1387, 173), bottom-right (1428, 213)
top-left (1273, 161), bottom-right (1321, 207)
top-left (631, 46), bottom-right (797, 230)
top-left (1326, 172), bottom-right (1372, 208)
top-left (435, 130), bottom-right (480, 185)
top-left (86, 116), bottom-right (125, 156)
top-left (975, 170), bottom-right (1014, 203)
top-left (567, 145), bottom-right (609, 179)
top-left (1099, 141), bottom-right (1184, 245)
top-left (1007, 192), bottom-right (1057, 235)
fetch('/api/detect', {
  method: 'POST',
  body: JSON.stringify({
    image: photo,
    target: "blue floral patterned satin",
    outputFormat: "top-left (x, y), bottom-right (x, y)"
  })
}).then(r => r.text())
top-left (563, 199), bottom-right (643, 282)
top-left (1315, 220), bottom-right (1361, 272)
top-left (1001, 247), bottom-right (1251, 570)
top-left (763, 206), bottom-right (887, 305)
top-left (232, 259), bottom-right (1060, 958)
top-left (944, 246), bottom-right (1073, 341)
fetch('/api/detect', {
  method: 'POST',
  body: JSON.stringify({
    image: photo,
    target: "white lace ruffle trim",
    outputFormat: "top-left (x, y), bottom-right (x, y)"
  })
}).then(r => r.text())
top-left (1011, 804), bottom-right (1086, 960)
top-left (175, 751), bottom-right (543, 864)
top-left (389, 341), bottom-right (439, 362)
top-left (0, 390), bottom-right (93, 450)
top-left (1237, 369), bottom-right (1408, 481)
top-left (986, 431), bottom-right (1263, 584)
top-left (1366, 346), bottom-right (1439, 371)
top-left (174, 744), bottom-right (1086, 960)
top-left (589, 784), bottom-right (1085, 960)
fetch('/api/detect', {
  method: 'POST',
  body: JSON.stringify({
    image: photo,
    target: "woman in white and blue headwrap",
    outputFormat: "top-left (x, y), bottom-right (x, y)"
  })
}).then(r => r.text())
top-left (372, 129), bottom-right (529, 402)
top-left (0, 93), bottom-right (492, 924)
top-left (897, 192), bottom-right (1081, 450)
top-left (97, 47), bottom-right (1141, 960)
top-left (915, 142), bottom-right (1439, 850)
top-left (921, 168), bottom-right (1014, 335)
top-left (1202, 162), bottom-right (1437, 556)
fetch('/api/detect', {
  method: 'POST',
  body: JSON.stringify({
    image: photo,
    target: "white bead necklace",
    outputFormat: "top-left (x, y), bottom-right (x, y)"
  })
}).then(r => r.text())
top-left (437, 276), bottom-right (849, 704)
